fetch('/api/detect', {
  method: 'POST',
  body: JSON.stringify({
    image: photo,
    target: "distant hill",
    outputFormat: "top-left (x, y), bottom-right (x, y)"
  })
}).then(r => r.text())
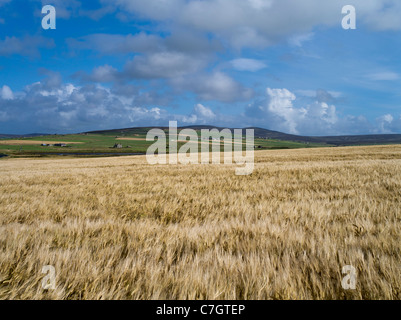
top-left (245, 128), bottom-right (401, 146)
top-left (312, 134), bottom-right (401, 146)
top-left (86, 127), bottom-right (157, 136)
top-left (0, 134), bottom-right (18, 139)
top-left (85, 126), bottom-right (401, 146)
top-left (3, 126), bottom-right (400, 147)
top-left (0, 133), bottom-right (48, 139)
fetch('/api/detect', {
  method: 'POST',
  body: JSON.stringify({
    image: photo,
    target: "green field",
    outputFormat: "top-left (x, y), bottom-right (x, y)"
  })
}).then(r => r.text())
top-left (0, 130), bottom-right (329, 158)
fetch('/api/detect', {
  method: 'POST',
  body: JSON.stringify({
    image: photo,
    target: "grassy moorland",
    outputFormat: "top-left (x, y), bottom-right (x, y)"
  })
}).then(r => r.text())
top-left (0, 130), bottom-right (328, 158)
top-left (0, 145), bottom-right (400, 299)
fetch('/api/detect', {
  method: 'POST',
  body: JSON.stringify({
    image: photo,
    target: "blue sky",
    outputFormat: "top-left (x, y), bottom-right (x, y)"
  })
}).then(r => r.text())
top-left (0, 0), bottom-right (400, 135)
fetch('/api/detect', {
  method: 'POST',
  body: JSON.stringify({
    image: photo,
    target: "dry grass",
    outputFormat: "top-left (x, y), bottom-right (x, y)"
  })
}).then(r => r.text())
top-left (0, 145), bottom-right (401, 300)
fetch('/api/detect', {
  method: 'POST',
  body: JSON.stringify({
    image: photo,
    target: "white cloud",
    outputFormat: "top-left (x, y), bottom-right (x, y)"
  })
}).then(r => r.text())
top-left (1, 71), bottom-right (400, 135)
top-left (382, 114), bottom-right (394, 122)
top-left (362, 1), bottom-right (401, 31)
top-left (266, 88), bottom-right (301, 134)
top-left (296, 89), bottom-right (342, 100)
top-left (103, 0), bottom-right (401, 49)
top-left (67, 32), bottom-right (162, 55)
top-left (288, 32), bottom-right (314, 47)
top-left (376, 114), bottom-right (395, 133)
top-left (0, 35), bottom-right (55, 57)
top-left (125, 51), bottom-right (207, 79)
top-left (0, 76), bottom-right (174, 132)
top-left (126, 107), bottom-right (164, 123)
top-left (247, 0), bottom-right (273, 10)
top-left (308, 101), bottom-right (338, 125)
top-left (194, 104), bottom-right (216, 119)
top-left (79, 5), bottom-right (115, 20)
top-left (181, 104), bottom-right (216, 124)
top-left (1, 85), bottom-right (13, 100)
top-left (173, 72), bottom-right (254, 102)
top-left (39, 0), bottom-right (81, 19)
top-left (88, 65), bottom-right (118, 82)
top-left (230, 58), bottom-right (267, 72)
top-left (245, 88), bottom-right (380, 135)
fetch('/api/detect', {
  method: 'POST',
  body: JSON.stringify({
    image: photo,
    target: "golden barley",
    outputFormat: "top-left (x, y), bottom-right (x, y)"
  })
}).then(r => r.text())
top-left (0, 145), bottom-right (400, 299)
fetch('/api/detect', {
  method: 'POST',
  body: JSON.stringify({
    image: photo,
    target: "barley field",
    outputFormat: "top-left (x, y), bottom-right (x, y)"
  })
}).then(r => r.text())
top-left (1, 145), bottom-right (401, 300)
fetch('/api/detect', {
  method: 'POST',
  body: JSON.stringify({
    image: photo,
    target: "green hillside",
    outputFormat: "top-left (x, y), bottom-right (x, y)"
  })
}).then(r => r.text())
top-left (0, 129), bottom-right (329, 158)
